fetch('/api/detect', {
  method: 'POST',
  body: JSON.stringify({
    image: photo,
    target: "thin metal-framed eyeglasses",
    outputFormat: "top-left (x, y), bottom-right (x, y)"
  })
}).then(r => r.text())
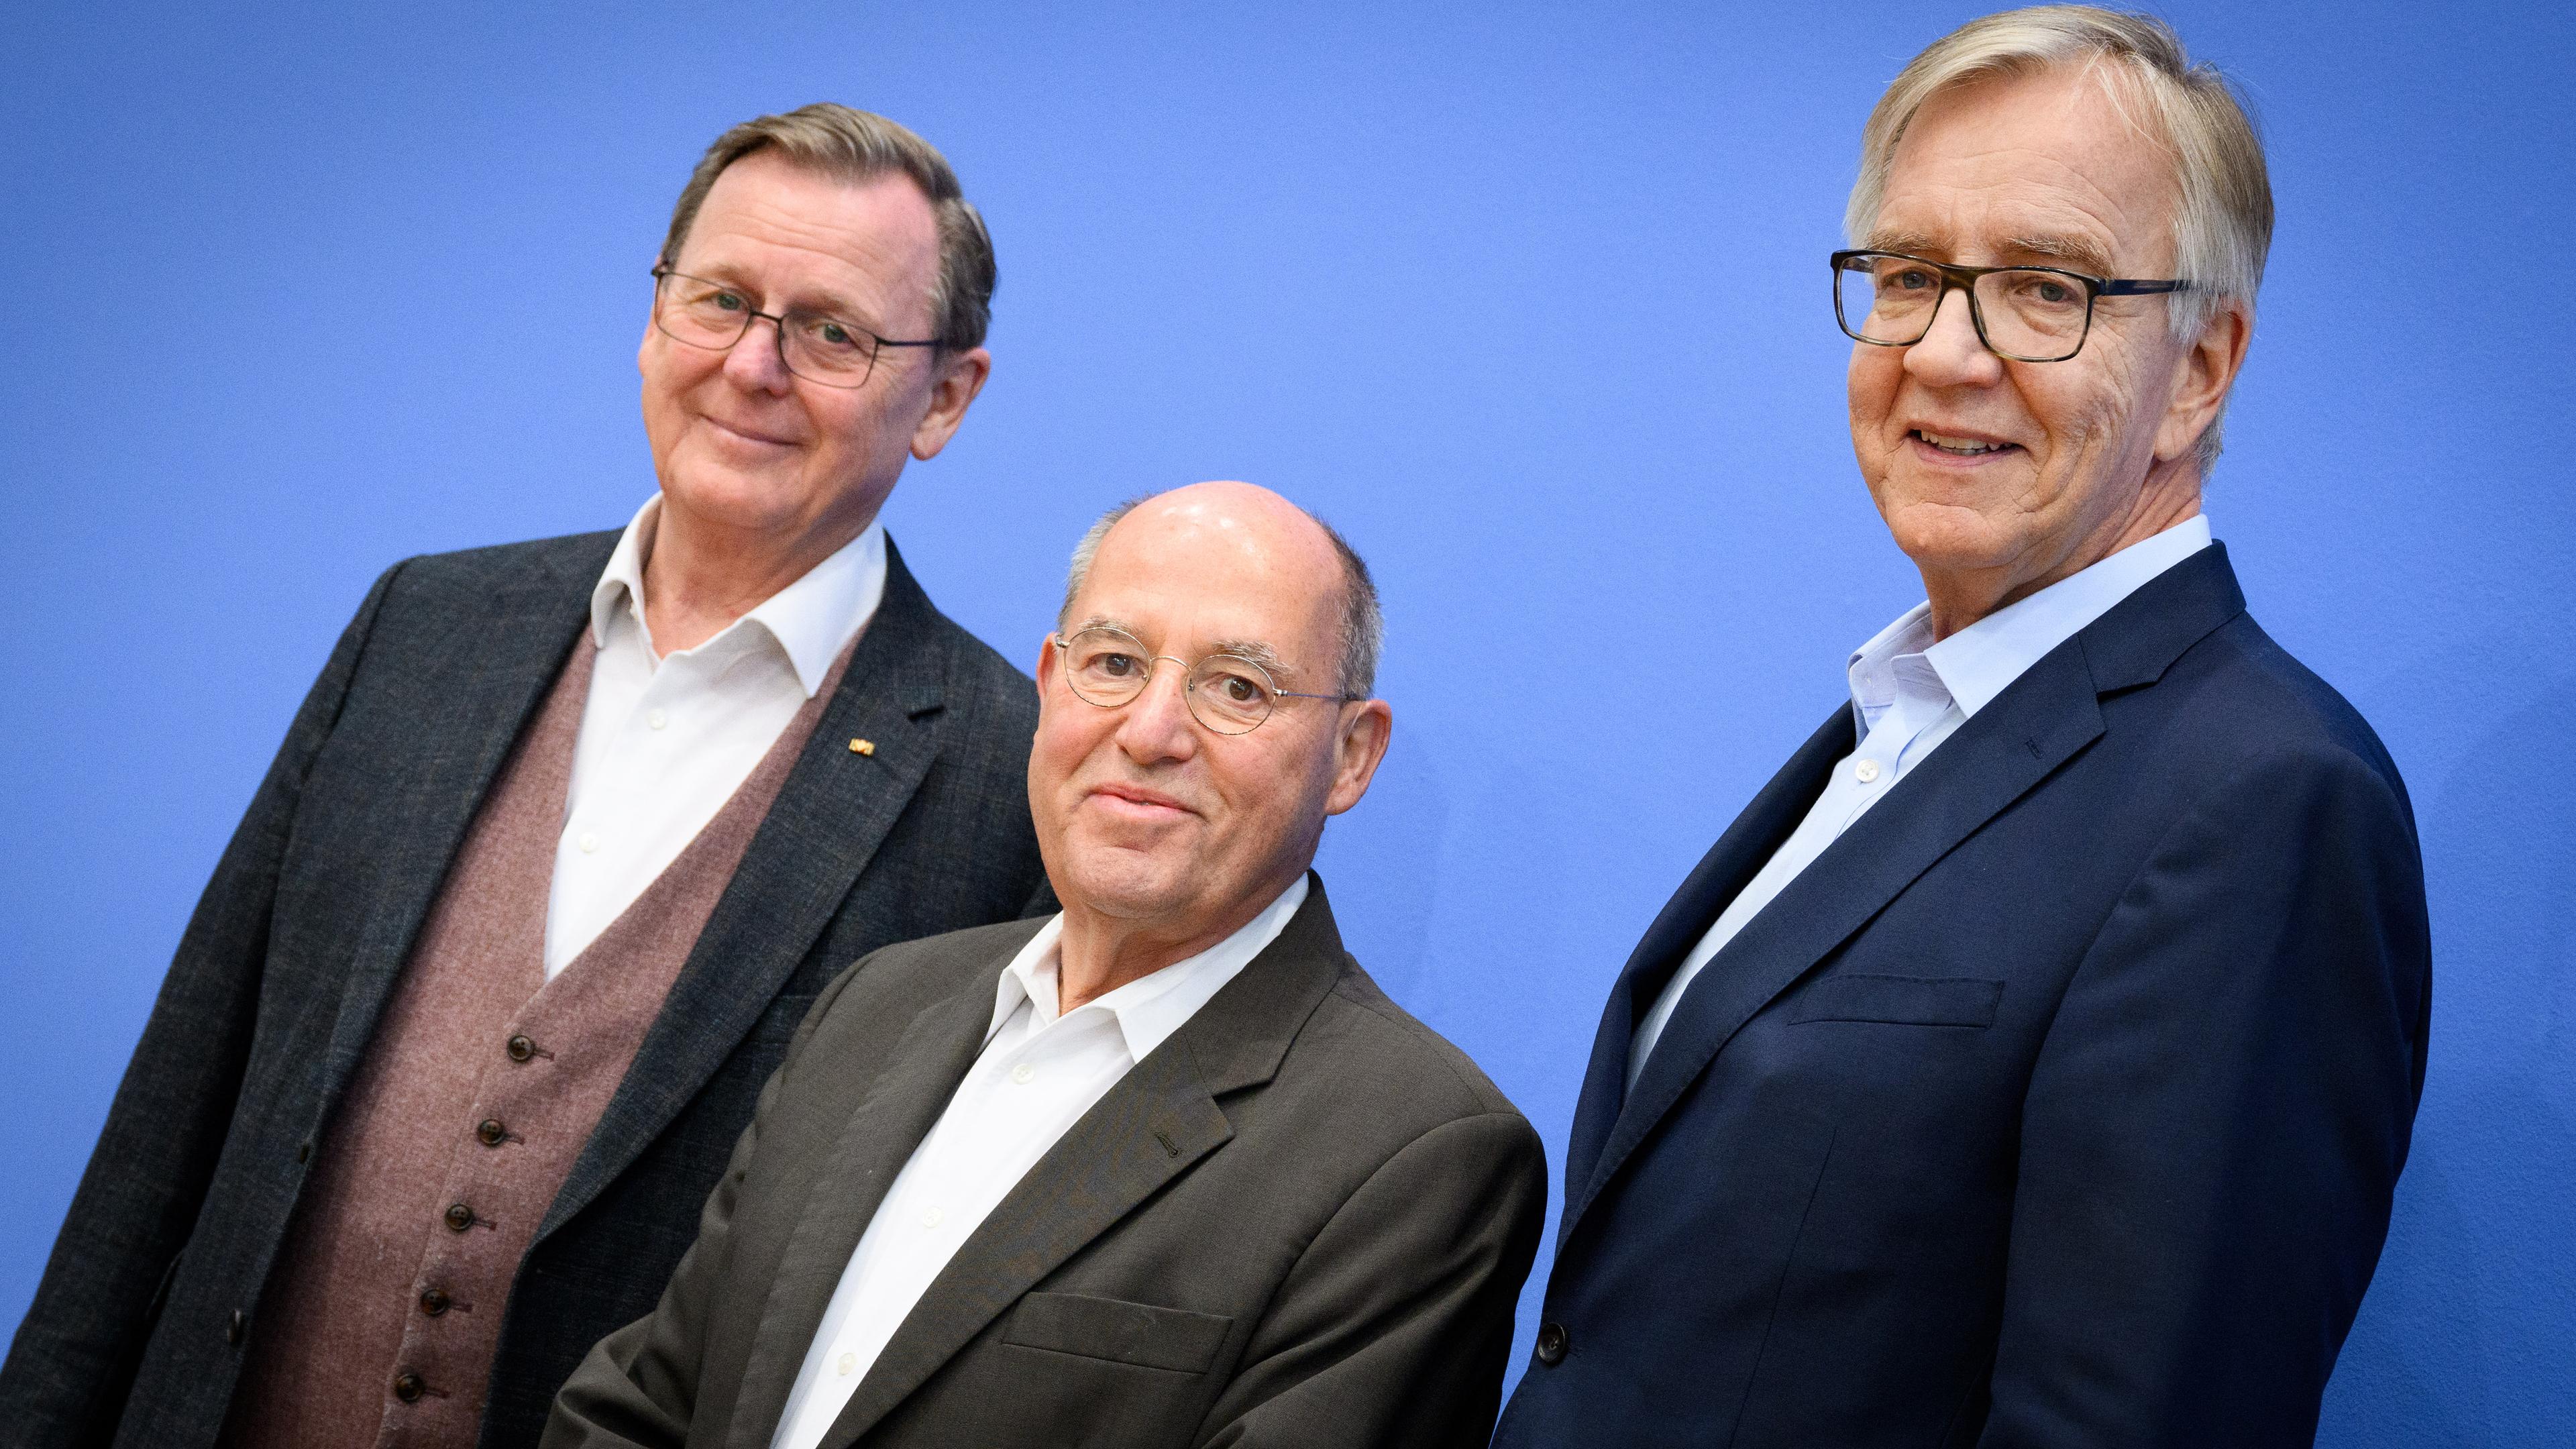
top-left (649, 266), bottom-right (941, 388)
top-left (1051, 626), bottom-right (1364, 736)
top-left (1831, 249), bottom-right (2189, 363)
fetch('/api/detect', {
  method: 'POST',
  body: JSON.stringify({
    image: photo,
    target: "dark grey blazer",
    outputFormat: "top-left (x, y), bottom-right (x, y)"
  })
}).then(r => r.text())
top-left (0, 530), bottom-right (1050, 1449)
top-left (542, 878), bottom-right (1548, 1449)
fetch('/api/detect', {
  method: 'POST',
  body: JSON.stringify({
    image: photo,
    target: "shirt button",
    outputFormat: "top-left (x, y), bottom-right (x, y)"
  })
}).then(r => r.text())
top-left (443, 1203), bottom-right (476, 1232)
top-left (1010, 1063), bottom-right (1034, 1085)
top-left (837, 1351), bottom-right (857, 1376)
top-left (1854, 758), bottom-right (1883, 784)
top-left (921, 1206), bottom-right (944, 1229)
top-left (392, 1371), bottom-right (426, 1403)
top-left (506, 1034), bottom-right (536, 1062)
top-left (578, 833), bottom-right (600, 854)
top-left (1535, 1321), bottom-right (1570, 1365)
top-left (476, 1118), bottom-right (508, 1148)
top-left (647, 708), bottom-right (667, 730)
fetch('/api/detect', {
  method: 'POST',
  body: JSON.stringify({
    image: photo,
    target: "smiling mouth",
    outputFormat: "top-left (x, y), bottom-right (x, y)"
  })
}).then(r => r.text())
top-left (1911, 429), bottom-right (2020, 458)
top-left (707, 416), bottom-right (798, 447)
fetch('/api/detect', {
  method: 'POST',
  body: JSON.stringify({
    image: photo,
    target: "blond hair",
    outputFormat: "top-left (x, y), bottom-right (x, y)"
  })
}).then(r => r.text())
top-left (660, 103), bottom-right (996, 352)
top-left (1847, 7), bottom-right (2271, 470)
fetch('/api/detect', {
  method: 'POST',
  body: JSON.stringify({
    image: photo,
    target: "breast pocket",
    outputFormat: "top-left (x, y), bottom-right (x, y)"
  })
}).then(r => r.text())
top-left (1000, 1292), bottom-right (1234, 1374)
top-left (1790, 973), bottom-right (2004, 1028)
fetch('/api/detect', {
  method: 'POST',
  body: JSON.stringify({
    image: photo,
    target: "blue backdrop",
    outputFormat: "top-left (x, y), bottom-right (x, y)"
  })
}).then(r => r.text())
top-left (3, 3), bottom-right (2568, 1443)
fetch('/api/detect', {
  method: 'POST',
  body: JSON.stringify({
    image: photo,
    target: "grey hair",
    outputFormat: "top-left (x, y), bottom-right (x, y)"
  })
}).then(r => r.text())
top-left (1059, 496), bottom-right (1384, 698)
top-left (660, 102), bottom-right (997, 352)
top-left (1845, 7), bottom-right (2271, 474)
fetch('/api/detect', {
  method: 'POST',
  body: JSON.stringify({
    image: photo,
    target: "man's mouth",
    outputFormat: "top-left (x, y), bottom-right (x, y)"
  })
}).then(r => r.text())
top-left (1911, 428), bottom-right (2019, 458)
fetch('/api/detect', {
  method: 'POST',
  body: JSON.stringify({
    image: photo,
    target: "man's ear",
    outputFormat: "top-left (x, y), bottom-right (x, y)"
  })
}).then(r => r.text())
top-left (1323, 700), bottom-right (1394, 816)
top-left (911, 347), bottom-right (993, 461)
top-left (2155, 302), bottom-right (2252, 464)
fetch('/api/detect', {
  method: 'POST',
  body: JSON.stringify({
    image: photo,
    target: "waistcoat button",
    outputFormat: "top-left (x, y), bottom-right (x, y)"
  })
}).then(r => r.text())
top-left (1534, 1321), bottom-right (1569, 1365)
top-left (506, 1034), bottom-right (535, 1063)
top-left (419, 1288), bottom-right (450, 1317)
top-left (392, 1371), bottom-right (425, 1403)
top-left (443, 1202), bottom-right (476, 1232)
top-left (476, 1118), bottom-right (507, 1147)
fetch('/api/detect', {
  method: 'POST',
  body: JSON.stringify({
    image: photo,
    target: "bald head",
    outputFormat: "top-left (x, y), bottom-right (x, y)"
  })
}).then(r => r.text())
top-left (1063, 483), bottom-right (1382, 696)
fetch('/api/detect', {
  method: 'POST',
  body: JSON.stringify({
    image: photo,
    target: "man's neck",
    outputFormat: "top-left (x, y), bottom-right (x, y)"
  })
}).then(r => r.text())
top-left (640, 500), bottom-right (872, 657)
top-left (1053, 875), bottom-right (1295, 1014)
top-left (1920, 468), bottom-right (2201, 641)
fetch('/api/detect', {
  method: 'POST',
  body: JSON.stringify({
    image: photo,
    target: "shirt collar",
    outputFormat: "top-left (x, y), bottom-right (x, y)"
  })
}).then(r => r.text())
top-left (586, 494), bottom-right (890, 698)
top-left (1847, 514), bottom-right (2214, 727)
top-left (987, 875), bottom-right (1313, 1064)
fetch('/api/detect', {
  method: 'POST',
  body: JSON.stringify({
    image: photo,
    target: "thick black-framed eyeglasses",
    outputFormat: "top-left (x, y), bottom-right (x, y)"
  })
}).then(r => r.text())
top-left (1051, 626), bottom-right (1363, 736)
top-left (649, 266), bottom-right (942, 388)
top-left (1830, 249), bottom-right (2189, 363)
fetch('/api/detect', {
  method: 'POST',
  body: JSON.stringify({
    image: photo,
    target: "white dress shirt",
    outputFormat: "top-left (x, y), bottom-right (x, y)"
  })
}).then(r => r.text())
top-left (1626, 515), bottom-right (2214, 1089)
top-left (769, 876), bottom-right (1310, 1449)
top-left (544, 496), bottom-right (888, 976)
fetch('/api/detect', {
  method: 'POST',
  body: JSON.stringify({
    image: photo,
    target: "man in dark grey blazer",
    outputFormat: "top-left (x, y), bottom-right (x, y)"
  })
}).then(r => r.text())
top-left (1, 105), bottom-right (1047, 1449)
top-left (544, 482), bottom-right (1549, 1449)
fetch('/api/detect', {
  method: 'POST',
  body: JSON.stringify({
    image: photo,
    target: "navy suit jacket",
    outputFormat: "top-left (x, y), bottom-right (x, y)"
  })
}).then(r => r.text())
top-left (1493, 545), bottom-right (2430, 1448)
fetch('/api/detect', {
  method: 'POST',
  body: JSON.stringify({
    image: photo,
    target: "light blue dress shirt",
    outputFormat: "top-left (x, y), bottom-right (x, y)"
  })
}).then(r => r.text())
top-left (1626, 515), bottom-right (2216, 1091)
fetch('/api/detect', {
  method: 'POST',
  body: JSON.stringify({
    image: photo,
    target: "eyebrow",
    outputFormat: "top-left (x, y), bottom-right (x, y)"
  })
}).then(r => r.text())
top-left (1068, 619), bottom-right (1299, 683)
top-left (682, 264), bottom-right (883, 327)
top-left (1861, 230), bottom-right (2122, 278)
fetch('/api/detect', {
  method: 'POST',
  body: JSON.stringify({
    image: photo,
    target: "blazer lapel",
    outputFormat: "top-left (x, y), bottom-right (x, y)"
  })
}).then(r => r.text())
top-left (313, 539), bottom-right (604, 1110)
top-left (1561, 708), bottom-right (1854, 1201)
top-left (727, 967), bottom-right (1010, 1448)
top-left (543, 541), bottom-right (955, 1239)
top-left (1565, 543), bottom-right (2249, 1233)
top-left (815, 879), bottom-right (1348, 1449)
top-left (1566, 639), bottom-right (2108, 1235)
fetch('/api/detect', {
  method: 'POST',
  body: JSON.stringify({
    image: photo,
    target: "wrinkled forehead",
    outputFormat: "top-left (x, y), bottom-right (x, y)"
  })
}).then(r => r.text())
top-left (1071, 507), bottom-right (1344, 679)
top-left (1870, 65), bottom-right (2182, 273)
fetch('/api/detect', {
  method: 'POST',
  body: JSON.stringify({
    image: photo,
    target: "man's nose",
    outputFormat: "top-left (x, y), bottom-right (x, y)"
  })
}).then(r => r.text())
top-left (722, 314), bottom-right (796, 392)
top-left (1902, 288), bottom-right (2004, 387)
top-left (1114, 662), bottom-right (1201, 763)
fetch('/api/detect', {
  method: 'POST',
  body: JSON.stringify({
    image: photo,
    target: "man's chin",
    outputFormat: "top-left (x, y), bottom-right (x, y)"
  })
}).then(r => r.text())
top-left (1055, 852), bottom-right (1195, 924)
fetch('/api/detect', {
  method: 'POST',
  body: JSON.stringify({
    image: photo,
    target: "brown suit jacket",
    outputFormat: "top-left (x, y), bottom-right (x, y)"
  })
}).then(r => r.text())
top-left (542, 876), bottom-right (1547, 1449)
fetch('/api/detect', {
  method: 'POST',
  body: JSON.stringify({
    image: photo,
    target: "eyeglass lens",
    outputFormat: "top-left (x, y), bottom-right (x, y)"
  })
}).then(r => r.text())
top-left (1059, 628), bottom-right (1281, 735)
top-left (1835, 254), bottom-right (2093, 362)
top-left (653, 274), bottom-right (883, 387)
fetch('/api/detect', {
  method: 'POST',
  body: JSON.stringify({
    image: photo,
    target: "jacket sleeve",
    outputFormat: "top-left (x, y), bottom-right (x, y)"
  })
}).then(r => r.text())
top-left (0, 562), bottom-right (404, 1447)
top-left (1978, 742), bottom-right (2432, 1448)
top-left (539, 944), bottom-right (868, 1449)
top-left (1195, 1110), bottom-right (1550, 1449)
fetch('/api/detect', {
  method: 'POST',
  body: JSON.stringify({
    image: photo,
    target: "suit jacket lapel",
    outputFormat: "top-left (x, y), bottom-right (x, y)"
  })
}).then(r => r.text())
top-left (315, 538), bottom-right (603, 1109)
top-left (1561, 543), bottom-right (2250, 1237)
top-left (1566, 640), bottom-right (2106, 1235)
top-left (726, 965), bottom-right (1011, 1448)
top-left (543, 541), bottom-right (957, 1239)
top-left (1561, 708), bottom-right (1853, 1201)
top-left (816, 879), bottom-right (1348, 1449)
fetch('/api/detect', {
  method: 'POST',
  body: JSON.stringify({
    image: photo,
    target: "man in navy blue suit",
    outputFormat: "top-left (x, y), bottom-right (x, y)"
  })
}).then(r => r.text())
top-left (1494, 9), bottom-right (2430, 1447)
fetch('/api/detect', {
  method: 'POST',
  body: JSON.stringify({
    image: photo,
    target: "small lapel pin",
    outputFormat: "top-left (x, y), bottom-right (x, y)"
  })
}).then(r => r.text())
top-left (848, 738), bottom-right (876, 757)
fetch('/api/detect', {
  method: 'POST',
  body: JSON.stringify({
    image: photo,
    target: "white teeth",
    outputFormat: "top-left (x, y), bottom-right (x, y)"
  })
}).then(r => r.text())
top-left (1918, 430), bottom-right (2006, 455)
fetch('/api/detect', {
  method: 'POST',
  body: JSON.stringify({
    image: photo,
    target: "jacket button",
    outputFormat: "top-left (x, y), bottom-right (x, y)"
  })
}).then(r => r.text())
top-left (392, 1371), bottom-right (425, 1403)
top-left (419, 1287), bottom-right (450, 1317)
top-left (506, 1034), bottom-right (535, 1063)
top-left (443, 1203), bottom-right (476, 1232)
top-left (295, 1140), bottom-right (312, 1164)
top-left (1535, 1321), bottom-right (1569, 1366)
top-left (476, 1118), bottom-right (507, 1147)
top-left (225, 1309), bottom-right (245, 1346)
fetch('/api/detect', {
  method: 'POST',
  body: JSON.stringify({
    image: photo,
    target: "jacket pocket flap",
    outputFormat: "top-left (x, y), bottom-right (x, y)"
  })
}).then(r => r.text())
top-left (1002, 1292), bottom-right (1233, 1374)
top-left (1791, 974), bottom-right (2003, 1028)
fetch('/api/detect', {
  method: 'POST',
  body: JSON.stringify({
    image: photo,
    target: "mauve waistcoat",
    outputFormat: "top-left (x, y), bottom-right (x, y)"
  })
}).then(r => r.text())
top-left (224, 629), bottom-right (854, 1449)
